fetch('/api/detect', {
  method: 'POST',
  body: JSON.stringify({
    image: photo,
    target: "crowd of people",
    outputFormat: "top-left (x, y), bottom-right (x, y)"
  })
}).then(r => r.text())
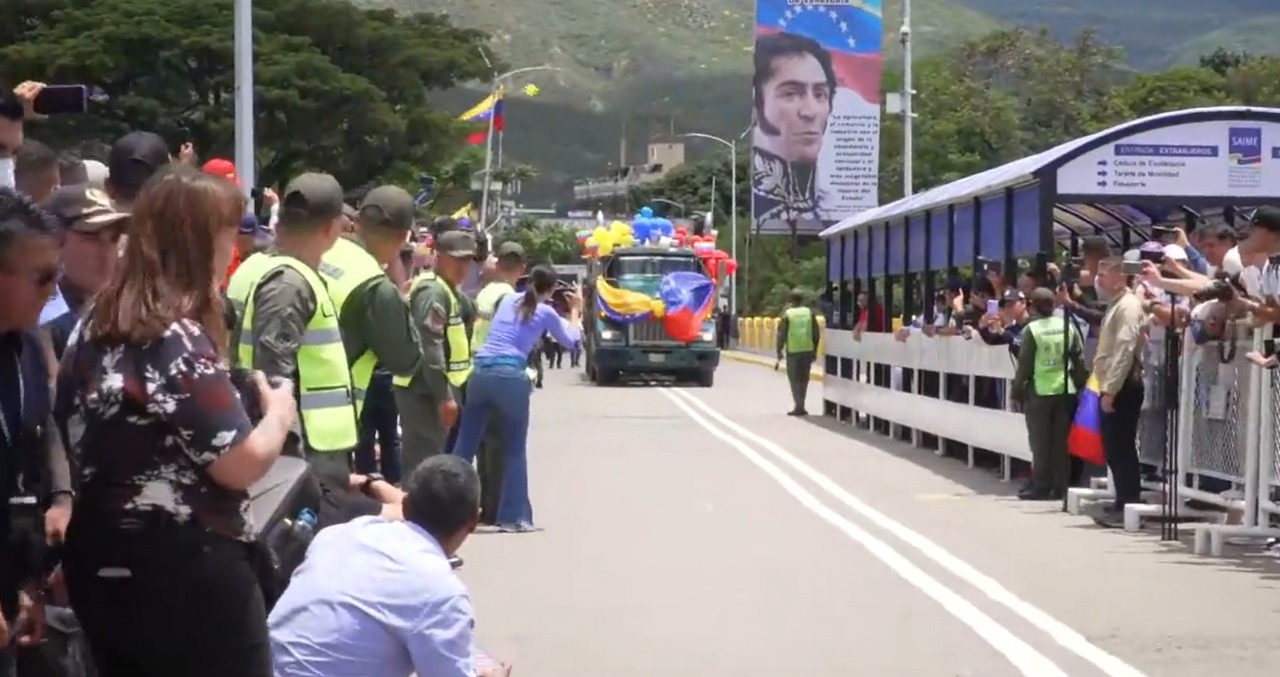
top-left (875, 211), bottom-right (1280, 527)
top-left (1, 80), bottom-right (585, 676)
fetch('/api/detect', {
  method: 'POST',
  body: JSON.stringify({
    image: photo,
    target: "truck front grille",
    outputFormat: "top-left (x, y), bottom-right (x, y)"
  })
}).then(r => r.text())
top-left (629, 321), bottom-right (675, 344)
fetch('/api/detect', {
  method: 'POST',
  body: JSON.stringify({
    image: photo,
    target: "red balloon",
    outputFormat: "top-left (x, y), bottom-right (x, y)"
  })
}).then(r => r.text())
top-left (675, 226), bottom-right (688, 235)
top-left (724, 259), bottom-right (738, 276)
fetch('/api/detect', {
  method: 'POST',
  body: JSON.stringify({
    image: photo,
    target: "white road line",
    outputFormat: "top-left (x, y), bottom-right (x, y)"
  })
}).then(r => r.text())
top-left (665, 387), bottom-right (1148, 677)
top-left (656, 389), bottom-right (1069, 677)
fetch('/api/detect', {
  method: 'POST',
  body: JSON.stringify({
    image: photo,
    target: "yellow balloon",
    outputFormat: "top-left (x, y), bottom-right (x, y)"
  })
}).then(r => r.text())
top-left (618, 233), bottom-right (635, 247)
top-left (598, 240), bottom-right (615, 256)
top-left (592, 226), bottom-right (609, 240)
top-left (585, 236), bottom-right (598, 246)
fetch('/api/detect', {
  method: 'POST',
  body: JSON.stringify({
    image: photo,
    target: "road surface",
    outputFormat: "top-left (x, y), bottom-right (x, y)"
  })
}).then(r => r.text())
top-left (459, 360), bottom-right (1280, 676)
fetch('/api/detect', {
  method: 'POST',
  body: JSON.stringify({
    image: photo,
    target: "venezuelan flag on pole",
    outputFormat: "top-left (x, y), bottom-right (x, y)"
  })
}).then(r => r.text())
top-left (458, 91), bottom-right (504, 145)
top-left (1067, 373), bottom-right (1106, 465)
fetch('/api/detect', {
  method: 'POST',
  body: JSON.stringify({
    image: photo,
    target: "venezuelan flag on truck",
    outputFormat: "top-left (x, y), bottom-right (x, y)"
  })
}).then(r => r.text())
top-left (1067, 373), bottom-right (1105, 465)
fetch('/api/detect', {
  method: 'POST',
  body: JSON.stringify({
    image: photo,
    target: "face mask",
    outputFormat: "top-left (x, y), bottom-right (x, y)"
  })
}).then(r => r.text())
top-left (0, 158), bottom-right (14, 189)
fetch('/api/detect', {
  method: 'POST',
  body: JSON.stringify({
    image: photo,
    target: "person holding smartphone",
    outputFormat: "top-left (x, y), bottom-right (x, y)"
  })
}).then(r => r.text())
top-left (59, 166), bottom-right (297, 676)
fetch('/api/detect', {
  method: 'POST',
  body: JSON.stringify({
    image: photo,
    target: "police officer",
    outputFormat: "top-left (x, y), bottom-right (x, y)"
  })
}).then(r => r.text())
top-left (0, 187), bottom-right (71, 657)
top-left (1010, 287), bottom-right (1087, 501)
top-left (394, 231), bottom-right (477, 469)
top-left (775, 288), bottom-right (819, 416)
top-left (318, 186), bottom-right (422, 484)
top-left (226, 173), bottom-right (395, 523)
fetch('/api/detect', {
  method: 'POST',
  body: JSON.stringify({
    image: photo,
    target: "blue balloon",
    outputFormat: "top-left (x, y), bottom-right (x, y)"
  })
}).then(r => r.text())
top-left (651, 217), bottom-right (674, 237)
top-left (632, 220), bottom-right (652, 243)
top-left (640, 206), bottom-right (654, 219)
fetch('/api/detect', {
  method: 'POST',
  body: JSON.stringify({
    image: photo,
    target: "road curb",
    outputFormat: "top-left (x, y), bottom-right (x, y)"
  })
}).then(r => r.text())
top-left (721, 351), bottom-right (824, 381)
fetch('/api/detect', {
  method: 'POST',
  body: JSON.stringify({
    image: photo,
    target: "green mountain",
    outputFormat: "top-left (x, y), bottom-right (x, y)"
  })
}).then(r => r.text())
top-left (947, 0), bottom-right (1280, 70)
top-left (361, 0), bottom-right (1279, 205)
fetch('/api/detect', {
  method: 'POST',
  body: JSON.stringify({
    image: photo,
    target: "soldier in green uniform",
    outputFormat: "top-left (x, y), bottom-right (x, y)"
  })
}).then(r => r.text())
top-left (775, 288), bottom-right (820, 416)
top-left (226, 173), bottom-right (400, 523)
top-left (393, 231), bottom-right (477, 470)
top-left (1010, 287), bottom-right (1087, 501)
top-left (318, 186), bottom-right (423, 484)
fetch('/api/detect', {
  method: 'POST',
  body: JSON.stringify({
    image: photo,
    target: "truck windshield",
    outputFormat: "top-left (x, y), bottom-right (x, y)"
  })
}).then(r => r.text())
top-left (609, 256), bottom-right (701, 278)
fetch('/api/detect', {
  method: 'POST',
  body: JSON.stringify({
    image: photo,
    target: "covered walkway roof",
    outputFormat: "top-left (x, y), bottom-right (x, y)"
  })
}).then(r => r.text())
top-left (820, 106), bottom-right (1280, 239)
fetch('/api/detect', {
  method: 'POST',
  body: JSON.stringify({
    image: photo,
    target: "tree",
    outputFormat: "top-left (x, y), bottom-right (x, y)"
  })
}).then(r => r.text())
top-left (500, 217), bottom-right (581, 266)
top-left (0, 0), bottom-right (493, 188)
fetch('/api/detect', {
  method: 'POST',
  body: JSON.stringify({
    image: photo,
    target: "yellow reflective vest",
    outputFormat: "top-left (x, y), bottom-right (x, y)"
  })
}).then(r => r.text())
top-left (393, 271), bottom-right (472, 388)
top-left (784, 306), bottom-right (815, 354)
top-left (318, 237), bottom-right (386, 415)
top-left (226, 255), bottom-right (359, 457)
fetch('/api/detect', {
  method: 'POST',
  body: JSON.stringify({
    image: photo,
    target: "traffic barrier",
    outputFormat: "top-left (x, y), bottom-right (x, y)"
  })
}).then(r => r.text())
top-left (734, 316), bottom-right (826, 360)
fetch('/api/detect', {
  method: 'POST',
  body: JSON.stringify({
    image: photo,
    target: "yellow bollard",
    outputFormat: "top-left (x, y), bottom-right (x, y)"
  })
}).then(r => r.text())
top-left (816, 315), bottom-right (826, 360)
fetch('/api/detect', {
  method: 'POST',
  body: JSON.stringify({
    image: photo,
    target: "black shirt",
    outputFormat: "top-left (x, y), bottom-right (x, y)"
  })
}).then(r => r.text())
top-left (0, 330), bottom-right (54, 615)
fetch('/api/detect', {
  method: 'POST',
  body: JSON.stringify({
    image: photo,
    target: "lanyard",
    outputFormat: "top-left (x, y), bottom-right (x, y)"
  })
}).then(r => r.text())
top-left (0, 352), bottom-right (23, 447)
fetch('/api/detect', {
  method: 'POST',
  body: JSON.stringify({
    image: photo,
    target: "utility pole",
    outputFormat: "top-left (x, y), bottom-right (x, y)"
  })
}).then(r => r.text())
top-left (232, 0), bottom-right (254, 196)
top-left (901, 0), bottom-right (915, 197)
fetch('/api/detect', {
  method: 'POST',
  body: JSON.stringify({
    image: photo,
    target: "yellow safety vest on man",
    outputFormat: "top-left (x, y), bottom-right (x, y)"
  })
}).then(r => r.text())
top-left (226, 255), bottom-right (359, 457)
top-left (224, 252), bottom-right (277, 321)
top-left (1023, 316), bottom-right (1079, 396)
top-left (784, 306), bottom-right (816, 354)
top-left (393, 271), bottom-right (472, 388)
top-left (318, 237), bottom-right (386, 415)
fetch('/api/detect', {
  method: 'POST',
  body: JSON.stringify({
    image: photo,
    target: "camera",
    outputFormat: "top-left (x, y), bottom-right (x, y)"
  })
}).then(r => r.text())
top-left (1191, 272), bottom-right (1241, 303)
top-left (1060, 256), bottom-right (1083, 287)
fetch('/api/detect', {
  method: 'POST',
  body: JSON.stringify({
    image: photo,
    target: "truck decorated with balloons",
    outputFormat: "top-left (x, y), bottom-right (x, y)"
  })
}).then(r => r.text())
top-left (577, 207), bottom-right (737, 387)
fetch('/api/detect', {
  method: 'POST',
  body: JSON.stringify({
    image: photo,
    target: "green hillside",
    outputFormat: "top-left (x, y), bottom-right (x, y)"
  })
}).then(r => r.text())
top-left (362, 0), bottom-right (1280, 204)
top-left (949, 0), bottom-right (1280, 70)
top-left (357, 0), bottom-right (997, 204)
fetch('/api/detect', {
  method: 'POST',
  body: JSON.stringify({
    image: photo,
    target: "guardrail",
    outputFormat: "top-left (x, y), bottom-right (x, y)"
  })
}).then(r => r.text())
top-left (810, 320), bottom-right (1280, 554)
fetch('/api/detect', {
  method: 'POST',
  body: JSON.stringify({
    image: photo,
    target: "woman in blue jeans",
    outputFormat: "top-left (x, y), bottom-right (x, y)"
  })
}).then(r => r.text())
top-left (452, 265), bottom-right (582, 532)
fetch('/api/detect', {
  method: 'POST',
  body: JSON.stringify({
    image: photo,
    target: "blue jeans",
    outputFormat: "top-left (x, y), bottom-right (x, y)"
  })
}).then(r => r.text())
top-left (452, 364), bottom-right (532, 525)
top-left (354, 370), bottom-right (402, 483)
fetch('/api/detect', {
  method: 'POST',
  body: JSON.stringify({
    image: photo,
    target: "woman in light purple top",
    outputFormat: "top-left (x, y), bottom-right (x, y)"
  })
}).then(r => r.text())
top-left (453, 265), bottom-right (582, 532)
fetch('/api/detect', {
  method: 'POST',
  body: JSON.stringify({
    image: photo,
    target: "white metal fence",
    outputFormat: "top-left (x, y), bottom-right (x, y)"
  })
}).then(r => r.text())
top-left (821, 325), bottom-right (1280, 555)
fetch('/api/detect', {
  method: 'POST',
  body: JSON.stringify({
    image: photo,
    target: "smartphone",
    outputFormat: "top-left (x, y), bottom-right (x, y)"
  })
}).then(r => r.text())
top-left (986, 299), bottom-right (998, 315)
top-left (977, 257), bottom-right (1003, 275)
top-left (1151, 226), bottom-right (1178, 244)
top-left (1139, 249), bottom-right (1165, 264)
top-left (1121, 261), bottom-right (1144, 276)
top-left (250, 187), bottom-right (267, 222)
top-left (32, 85), bottom-right (89, 116)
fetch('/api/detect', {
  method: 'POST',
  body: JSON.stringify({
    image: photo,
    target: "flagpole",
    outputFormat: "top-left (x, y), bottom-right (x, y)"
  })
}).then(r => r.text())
top-left (478, 86), bottom-right (498, 233)
top-left (474, 65), bottom-right (561, 234)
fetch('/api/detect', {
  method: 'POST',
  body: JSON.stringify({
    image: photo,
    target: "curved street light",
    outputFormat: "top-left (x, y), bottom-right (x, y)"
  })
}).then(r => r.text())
top-left (478, 63), bottom-right (563, 233)
top-left (648, 197), bottom-right (686, 216)
top-left (679, 132), bottom-right (738, 316)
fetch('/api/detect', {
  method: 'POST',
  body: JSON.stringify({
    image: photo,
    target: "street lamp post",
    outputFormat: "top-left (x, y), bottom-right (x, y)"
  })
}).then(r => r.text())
top-left (649, 197), bottom-right (686, 216)
top-left (477, 64), bottom-right (562, 234)
top-left (679, 132), bottom-right (737, 316)
top-left (232, 0), bottom-right (254, 195)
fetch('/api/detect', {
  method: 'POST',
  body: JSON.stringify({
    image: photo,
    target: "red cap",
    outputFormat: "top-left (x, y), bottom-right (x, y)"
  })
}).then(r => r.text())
top-left (202, 158), bottom-right (240, 187)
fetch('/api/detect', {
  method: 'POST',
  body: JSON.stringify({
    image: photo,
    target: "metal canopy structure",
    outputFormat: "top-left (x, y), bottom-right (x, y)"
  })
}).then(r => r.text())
top-left (822, 106), bottom-right (1280, 283)
top-left (821, 106), bottom-right (1280, 330)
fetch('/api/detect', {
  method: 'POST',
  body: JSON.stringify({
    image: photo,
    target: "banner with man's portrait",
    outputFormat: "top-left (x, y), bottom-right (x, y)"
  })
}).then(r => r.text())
top-left (752, 0), bottom-right (883, 236)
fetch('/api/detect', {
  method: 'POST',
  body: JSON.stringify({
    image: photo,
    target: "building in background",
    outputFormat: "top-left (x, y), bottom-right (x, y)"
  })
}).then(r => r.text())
top-left (573, 138), bottom-right (686, 203)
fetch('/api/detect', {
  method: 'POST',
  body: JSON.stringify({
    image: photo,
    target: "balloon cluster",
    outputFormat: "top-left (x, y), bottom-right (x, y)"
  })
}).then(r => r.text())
top-left (577, 205), bottom-right (739, 283)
